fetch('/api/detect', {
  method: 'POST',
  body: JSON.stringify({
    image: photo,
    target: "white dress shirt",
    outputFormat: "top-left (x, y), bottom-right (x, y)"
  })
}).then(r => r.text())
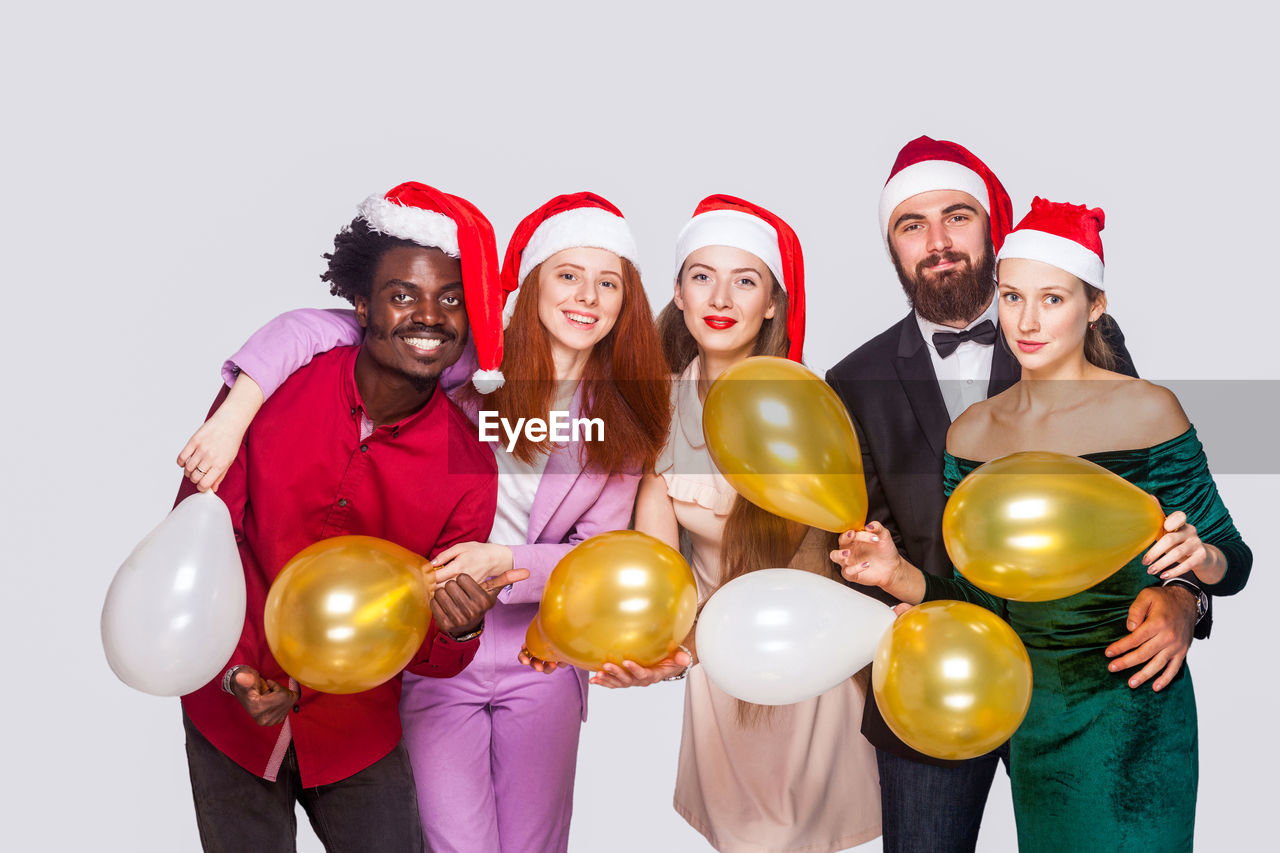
top-left (914, 290), bottom-right (1000, 422)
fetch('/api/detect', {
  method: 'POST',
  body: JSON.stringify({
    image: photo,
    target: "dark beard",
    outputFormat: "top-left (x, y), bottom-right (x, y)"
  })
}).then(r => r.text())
top-left (892, 236), bottom-right (996, 326)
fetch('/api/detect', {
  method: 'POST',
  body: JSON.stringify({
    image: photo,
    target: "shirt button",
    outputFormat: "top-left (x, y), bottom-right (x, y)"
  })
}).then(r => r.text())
top-left (293, 704), bottom-right (301, 713)
top-left (338, 498), bottom-right (348, 507)
top-left (966, 379), bottom-right (974, 384)
top-left (350, 408), bottom-right (356, 416)
top-left (360, 444), bottom-right (369, 452)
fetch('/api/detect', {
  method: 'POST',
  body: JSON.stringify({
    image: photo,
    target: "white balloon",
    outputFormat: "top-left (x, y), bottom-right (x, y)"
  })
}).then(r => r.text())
top-left (696, 569), bottom-right (895, 705)
top-left (102, 491), bottom-right (247, 696)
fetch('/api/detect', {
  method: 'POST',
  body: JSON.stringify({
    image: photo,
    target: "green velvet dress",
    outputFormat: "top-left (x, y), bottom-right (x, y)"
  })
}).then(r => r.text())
top-left (925, 427), bottom-right (1251, 853)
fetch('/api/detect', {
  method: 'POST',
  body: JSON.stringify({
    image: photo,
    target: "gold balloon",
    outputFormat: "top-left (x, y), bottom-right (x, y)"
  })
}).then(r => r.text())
top-left (873, 601), bottom-right (1032, 760)
top-left (264, 535), bottom-right (434, 694)
top-left (538, 531), bottom-right (698, 670)
top-left (703, 356), bottom-right (867, 533)
top-left (523, 617), bottom-right (558, 663)
top-left (943, 452), bottom-right (1165, 602)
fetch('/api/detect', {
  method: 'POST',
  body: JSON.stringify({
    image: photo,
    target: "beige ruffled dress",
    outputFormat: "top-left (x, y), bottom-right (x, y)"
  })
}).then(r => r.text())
top-left (658, 359), bottom-right (882, 853)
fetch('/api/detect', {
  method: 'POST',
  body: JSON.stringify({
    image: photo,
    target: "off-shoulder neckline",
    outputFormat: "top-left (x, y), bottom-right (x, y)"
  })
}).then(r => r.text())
top-left (946, 426), bottom-right (1198, 468)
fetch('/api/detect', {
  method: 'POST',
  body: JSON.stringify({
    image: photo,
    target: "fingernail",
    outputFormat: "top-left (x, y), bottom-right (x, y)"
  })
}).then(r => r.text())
top-left (861, 561), bottom-right (870, 568)
top-left (1160, 572), bottom-right (1171, 579)
top-left (841, 550), bottom-right (849, 558)
top-left (1127, 622), bottom-right (1135, 630)
top-left (871, 535), bottom-right (880, 542)
top-left (1108, 663), bottom-right (1117, 671)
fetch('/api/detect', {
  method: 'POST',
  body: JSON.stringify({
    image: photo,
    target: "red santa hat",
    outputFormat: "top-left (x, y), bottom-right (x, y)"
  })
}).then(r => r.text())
top-left (673, 194), bottom-right (806, 363)
top-left (500, 192), bottom-right (640, 324)
top-left (997, 197), bottom-right (1106, 289)
top-left (878, 135), bottom-right (1014, 253)
top-left (357, 182), bottom-right (505, 393)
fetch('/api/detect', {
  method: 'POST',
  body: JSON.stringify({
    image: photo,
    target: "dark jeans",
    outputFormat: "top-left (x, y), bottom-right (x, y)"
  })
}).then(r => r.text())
top-left (876, 744), bottom-right (1011, 853)
top-left (183, 712), bottom-right (424, 853)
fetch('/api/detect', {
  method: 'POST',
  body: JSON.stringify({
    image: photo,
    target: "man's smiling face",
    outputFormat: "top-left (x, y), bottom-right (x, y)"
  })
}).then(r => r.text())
top-left (355, 245), bottom-right (469, 390)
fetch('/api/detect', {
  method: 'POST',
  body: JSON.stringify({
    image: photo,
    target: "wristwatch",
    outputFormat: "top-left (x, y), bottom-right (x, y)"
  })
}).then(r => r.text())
top-left (1162, 578), bottom-right (1209, 622)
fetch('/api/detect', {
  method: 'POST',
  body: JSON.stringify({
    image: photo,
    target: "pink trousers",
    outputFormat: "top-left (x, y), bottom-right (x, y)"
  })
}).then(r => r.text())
top-left (400, 601), bottom-right (584, 853)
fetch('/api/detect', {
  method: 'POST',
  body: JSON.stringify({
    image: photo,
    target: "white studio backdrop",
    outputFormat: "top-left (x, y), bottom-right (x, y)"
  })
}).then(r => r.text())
top-left (2, 2), bottom-right (1275, 851)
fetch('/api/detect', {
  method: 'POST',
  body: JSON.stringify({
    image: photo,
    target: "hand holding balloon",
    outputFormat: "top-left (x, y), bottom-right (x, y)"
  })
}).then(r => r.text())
top-left (1142, 511), bottom-right (1227, 584)
top-left (432, 570), bottom-right (530, 637)
top-left (227, 666), bottom-right (297, 727)
top-left (519, 617), bottom-right (562, 674)
top-left (590, 650), bottom-right (692, 689)
top-left (537, 531), bottom-right (698, 671)
top-left (265, 537), bottom-right (521, 694)
top-left (943, 452), bottom-right (1167, 601)
top-left (517, 648), bottom-right (562, 674)
top-left (830, 521), bottom-right (914, 595)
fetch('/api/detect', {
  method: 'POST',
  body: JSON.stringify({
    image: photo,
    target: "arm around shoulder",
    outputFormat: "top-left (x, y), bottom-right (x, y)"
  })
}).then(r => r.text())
top-left (223, 307), bottom-right (363, 399)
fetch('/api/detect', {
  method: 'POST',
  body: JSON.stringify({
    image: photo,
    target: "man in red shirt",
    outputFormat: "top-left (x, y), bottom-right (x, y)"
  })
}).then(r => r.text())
top-left (177, 183), bottom-right (522, 852)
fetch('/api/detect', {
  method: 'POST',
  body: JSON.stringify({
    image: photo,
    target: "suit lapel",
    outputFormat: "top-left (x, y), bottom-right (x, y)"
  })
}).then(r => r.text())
top-left (892, 315), bottom-right (951, 461)
top-left (524, 384), bottom-right (587, 545)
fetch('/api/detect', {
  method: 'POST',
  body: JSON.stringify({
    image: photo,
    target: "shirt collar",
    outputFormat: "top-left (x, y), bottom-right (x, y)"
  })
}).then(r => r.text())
top-left (915, 288), bottom-right (999, 352)
top-left (340, 344), bottom-right (448, 433)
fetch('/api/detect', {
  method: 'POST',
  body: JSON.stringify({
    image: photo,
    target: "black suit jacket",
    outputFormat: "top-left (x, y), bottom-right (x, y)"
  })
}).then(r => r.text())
top-left (825, 312), bottom-right (1192, 764)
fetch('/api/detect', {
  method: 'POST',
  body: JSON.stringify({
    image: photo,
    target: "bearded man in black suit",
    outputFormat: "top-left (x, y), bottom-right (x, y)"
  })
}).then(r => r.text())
top-left (825, 136), bottom-right (1209, 853)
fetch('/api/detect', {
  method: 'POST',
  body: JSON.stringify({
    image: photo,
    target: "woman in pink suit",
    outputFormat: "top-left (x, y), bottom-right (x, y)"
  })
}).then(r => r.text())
top-left (176, 192), bottom-right (671, 853)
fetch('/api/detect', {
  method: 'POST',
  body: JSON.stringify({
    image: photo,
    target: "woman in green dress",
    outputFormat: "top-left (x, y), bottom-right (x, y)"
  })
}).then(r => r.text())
top-left (833, 197), bottom-right (1251, 852)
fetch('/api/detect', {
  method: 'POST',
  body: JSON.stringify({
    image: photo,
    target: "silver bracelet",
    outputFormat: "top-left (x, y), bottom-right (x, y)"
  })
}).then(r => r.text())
top-left (662, 645), bottom-right (693, 682)
top-left (221, 664), bottom-right (248, 694)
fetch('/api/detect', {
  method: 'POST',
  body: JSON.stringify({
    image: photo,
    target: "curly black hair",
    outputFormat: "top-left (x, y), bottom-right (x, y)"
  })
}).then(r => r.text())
top-left (321, 218), bottom-right (424, 304)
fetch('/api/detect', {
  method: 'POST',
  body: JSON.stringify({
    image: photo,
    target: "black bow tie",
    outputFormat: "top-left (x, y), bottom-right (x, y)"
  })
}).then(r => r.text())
top-left (932, 319), bottom-right (997, 358)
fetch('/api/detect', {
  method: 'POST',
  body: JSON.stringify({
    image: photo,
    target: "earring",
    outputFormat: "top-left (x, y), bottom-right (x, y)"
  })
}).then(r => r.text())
top-left (1089, 321), bottom-right (1097, 330)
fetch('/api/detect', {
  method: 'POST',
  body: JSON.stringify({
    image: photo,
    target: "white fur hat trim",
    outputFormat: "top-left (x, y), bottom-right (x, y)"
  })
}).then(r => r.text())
top-left (357, 195), bottom-right (460, 257)
top-left (878, 161), bottom-right (989, 242)
top-left (998, 229), bottom-right (1105, 289)
top-left (517, 207), bottom-right (639, 284)
top-left (673, 209), bottom-right (783, 284)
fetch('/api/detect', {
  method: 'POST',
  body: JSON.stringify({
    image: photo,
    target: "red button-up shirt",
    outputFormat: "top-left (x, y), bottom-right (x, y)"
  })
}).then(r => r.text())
top-left (179, 345), bottom-right (497, 787)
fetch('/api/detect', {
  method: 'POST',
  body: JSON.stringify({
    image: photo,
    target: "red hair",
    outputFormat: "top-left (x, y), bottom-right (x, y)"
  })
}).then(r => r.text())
top-left (476, 258), bottom-right (671, 472)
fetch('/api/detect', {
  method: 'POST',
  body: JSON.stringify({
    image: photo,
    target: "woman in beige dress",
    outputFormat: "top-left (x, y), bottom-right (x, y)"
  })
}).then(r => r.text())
top-left (592, 195), bottom-right (882, 853)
